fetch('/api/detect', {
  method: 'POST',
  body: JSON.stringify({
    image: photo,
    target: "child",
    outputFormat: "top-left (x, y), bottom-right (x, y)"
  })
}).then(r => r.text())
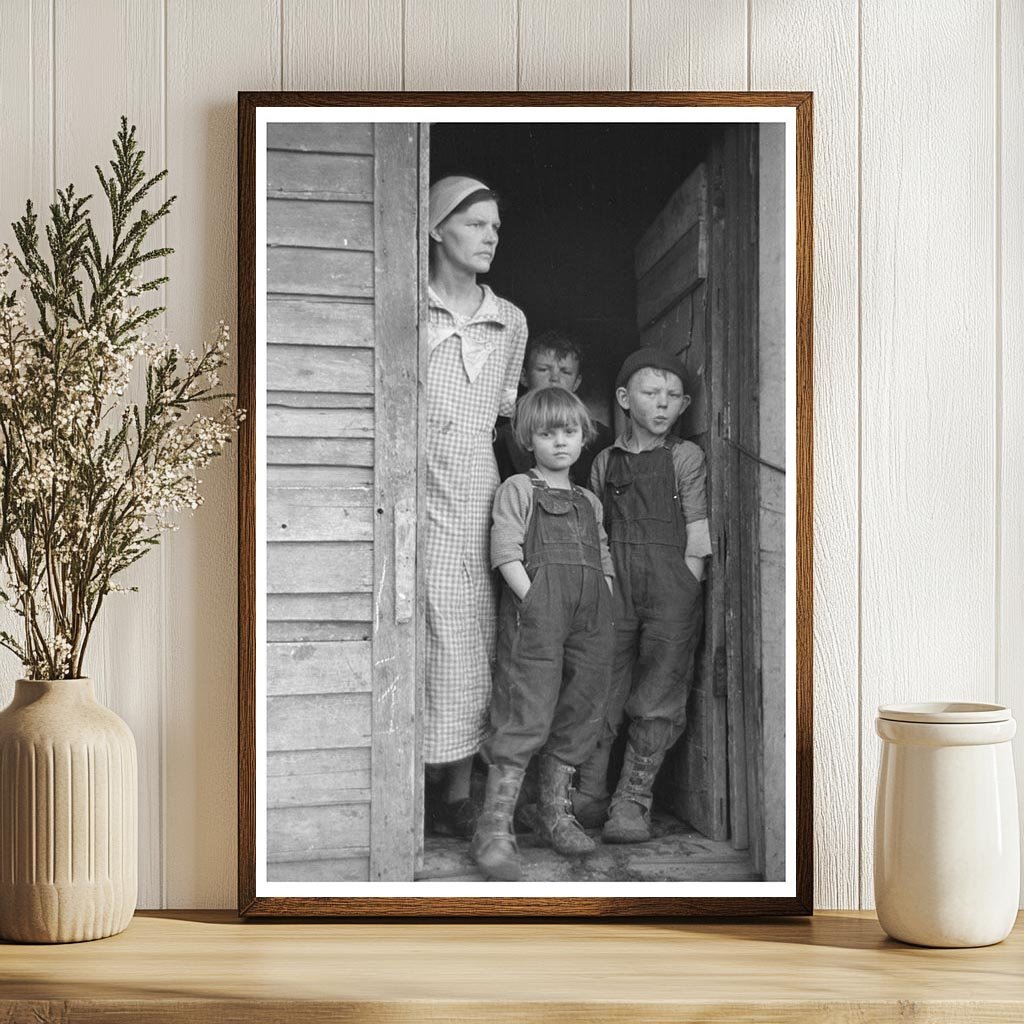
top-left (493, 329), bottom-right (613, 489)
top-left (472, 387), bottom-right (615, 881)
top-left (573, 347), bottom-right (712, 844)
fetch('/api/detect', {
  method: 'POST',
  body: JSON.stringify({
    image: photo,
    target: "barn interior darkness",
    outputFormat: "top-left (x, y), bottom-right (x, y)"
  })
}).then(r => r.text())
top-left (430, 123), bottom-right (713, 425)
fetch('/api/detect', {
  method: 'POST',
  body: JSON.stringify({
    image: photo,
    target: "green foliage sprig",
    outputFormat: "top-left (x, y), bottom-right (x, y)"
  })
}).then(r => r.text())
top-left (0, 117), bottom-right (243, 679)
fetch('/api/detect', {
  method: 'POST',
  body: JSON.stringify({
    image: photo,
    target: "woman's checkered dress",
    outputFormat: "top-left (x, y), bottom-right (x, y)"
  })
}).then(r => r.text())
top-left (424, 285), bottom-right (528, 763)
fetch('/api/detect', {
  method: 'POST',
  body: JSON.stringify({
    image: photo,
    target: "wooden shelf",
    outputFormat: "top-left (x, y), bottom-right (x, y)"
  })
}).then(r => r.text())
top-left (2, 910), bottom-right (1022, 1021)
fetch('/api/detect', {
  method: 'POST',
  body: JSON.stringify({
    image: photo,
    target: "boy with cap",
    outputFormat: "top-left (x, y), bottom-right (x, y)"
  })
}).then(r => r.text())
top-left (574, 347), bottom-right (713, 843)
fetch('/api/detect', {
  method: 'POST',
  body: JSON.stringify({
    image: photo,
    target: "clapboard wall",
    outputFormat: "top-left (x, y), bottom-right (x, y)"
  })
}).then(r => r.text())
top-left (265, 122), bottom-right (375, 881)
top-left (0, 0), bottom-right (1018, 910)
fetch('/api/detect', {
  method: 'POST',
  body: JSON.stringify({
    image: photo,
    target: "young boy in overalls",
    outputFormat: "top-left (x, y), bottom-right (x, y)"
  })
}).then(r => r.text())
top-left (573, 348), bottom-right (713, 843)
top-left (472, 386), bottom-right (615, 881)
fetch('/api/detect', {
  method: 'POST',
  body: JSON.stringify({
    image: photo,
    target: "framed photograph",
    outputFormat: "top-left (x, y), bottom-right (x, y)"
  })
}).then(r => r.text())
top-left (238, 91), bottom-right (812, 917)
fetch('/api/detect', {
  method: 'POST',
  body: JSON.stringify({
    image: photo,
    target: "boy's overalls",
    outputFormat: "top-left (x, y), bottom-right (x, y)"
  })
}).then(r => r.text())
top-left (472, 471), bottom-right (613, 880)
top-left (577, 437), bottom-right (704, 843)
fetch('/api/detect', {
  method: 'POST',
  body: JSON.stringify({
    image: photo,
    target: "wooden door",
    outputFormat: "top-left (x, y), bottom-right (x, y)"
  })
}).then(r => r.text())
top-left (633, 159), bottom-right (731, 843)
top-left (264, 122), bottom-right (421, 883)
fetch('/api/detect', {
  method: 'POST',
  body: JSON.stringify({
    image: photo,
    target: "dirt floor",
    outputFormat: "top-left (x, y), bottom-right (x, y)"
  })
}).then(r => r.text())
top-left (417, 811), bottom-right (760, 883)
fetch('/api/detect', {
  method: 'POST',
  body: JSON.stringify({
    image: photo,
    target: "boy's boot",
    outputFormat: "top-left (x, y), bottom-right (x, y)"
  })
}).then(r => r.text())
top-left (571, 740), bottom-right (612, 829)
top-left (536, 754), bottom-right (596, 856)
top-left (470, 764), bottom-right (526, 881)
top-left (602, 743), bottom-right (666, 844)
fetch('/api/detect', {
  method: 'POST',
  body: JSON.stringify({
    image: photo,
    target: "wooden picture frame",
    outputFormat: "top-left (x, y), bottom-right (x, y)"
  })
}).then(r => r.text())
top-left (238, 91), bottom-right (813, 917)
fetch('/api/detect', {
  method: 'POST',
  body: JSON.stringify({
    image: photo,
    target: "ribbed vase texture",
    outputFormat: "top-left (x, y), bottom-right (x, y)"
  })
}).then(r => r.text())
top-left (0, 678), bottom-right (137, 943)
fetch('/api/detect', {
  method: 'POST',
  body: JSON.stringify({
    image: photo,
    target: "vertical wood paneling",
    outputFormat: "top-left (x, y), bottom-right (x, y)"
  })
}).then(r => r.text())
top-left (164, 0), bottom-right (280, 907)
top-left (53, 0), bottom-right (166, 909)
top-left (750, 0), bottom-right (860, 909)
top-left (1000, 0), bottom-right (1024, 899)
top-left (631, 0), bottom-right (747, 90)
top-left (860, 1), bottom-right (997, 908)
top-left (0, 1), bottom-right (54, 698)
top-left (404, 0), bottom-right (517, 89)
top-left (518, 0), bottom-right (628, 89)
top-left (282, 0), bottom-right (402, 90)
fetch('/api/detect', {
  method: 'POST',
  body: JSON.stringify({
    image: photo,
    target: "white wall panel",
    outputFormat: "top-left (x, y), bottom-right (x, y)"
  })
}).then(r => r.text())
top-left (0, 1), bottom-right (53, 695)
top-left (1000, 0), bottom-right (1024, 898)
top-left (750, 0), bottom-right (860, 910)
top-left (163, 0), bottom-right (280, 908)
top-left (631, 0), bottom-right (746, 90)
top-left (283, 0), bottom-right (402, 90)
top-left (0, 0), bottom-right (1016, 909)
top-left (860, 0), bottom-right (998, 907)
top-left (404, 0), bottom-right (517, 90)
top-left (518, 0), bottom-right (628, 90)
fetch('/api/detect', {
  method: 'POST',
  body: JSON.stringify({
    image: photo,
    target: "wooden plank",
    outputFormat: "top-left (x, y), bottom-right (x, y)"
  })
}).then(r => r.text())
top-left (269, 777), bottom-right (370, 810)
top-left (53, 0), bottom-right (165, 910)
top-left (519, 0), bottom-right (629, 89)
top-left (268, 621), bottom-right (372, 644)
top-left (635, 165), bottom-right (708, 279)
top-left (267, 542), bottom-right (373, 594)
top-left (1001, 0), bottom-right (1024, 908)
top-left (757, 125), bottom-right (787, 883)
top-left (268, 298), bottom-right (374, 348)
top-left (282, 1), bottom-right (401, 90)
top-left (267, 641), bottom-right (372, 696)
top-left (267, 122), bottom-right (374, 154)
top-left (859, 0), bottom-right (997, 909)
top-left (267, 499), bottom-right (373, 543)
top-left (631, 0), bottom-right (747, 90)
top-left (268, 345), bottom-right (373, 393)
top-left (635, 222), bottom-right (707, 330)
top-left (268, 198), bottom-right (373, 250)
top-left (267, 856), bottom-right (369, 882)
top-left (11, 911), bottom-right (1024, 1011)
top-left (267, 484), bottom-right (373, 508)
top-left (370, 123), bottom-right (420, 883)
top-left (266, 465), bottom-right (374, 488)
top-left (268, 407), bottom-right (374, 437)
top-left (268, 150), bottom-right (373, 199)
top-left (267, 693), bottom-right (371, 751)
top-left (404, 0), bottom-right (516, 89)
top-left (268, 594), bottom-right (373, 625)
top-left (165, 0), bottom-right (280, 910)
top-left (267, 746), bottom-right (370, 781)
top-left (751, 0), bottom-right (859, 908)
top-left (267, 247), bottom-right (374, 299)
top-left (267, 802), bottom-right (370, 860)
top-left (269, 391), bottom-right (374, 410)
top-left (268, 438), bottom-right (374, 467)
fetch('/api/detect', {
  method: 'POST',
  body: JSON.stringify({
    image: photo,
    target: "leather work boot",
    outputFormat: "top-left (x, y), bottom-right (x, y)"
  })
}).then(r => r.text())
top-left (536, 754), bottom-right (596, 856)
top-left (471, 764), bottom-right (526, 881)
top-left (602, 744), bottom-right (667, 844)
top-left (571, 739), bottom-right (612, 829)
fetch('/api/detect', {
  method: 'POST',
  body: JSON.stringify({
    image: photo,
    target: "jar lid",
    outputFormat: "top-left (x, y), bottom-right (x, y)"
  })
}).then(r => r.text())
top-left (877, 701), bottom-right (1011, 724)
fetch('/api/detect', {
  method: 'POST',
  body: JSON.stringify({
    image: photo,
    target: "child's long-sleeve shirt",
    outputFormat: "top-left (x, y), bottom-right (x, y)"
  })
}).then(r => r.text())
top-left (589, 429), bottom-right (713, 560)
top-left (490, 473), bottom-right (616, 578)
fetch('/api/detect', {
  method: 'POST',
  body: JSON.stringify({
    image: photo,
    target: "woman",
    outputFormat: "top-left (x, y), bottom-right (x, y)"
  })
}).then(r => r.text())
top-left (424, 175), bottom-right (528, 836)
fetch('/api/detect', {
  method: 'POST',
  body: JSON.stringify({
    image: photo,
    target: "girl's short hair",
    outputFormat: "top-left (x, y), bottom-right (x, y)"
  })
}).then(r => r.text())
top-left (513, 386), bottom-right (595, 450)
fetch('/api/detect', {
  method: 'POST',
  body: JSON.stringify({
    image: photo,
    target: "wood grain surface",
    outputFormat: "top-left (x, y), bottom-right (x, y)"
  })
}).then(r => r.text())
top-left (1, 911), bottom-right (1023, 1023)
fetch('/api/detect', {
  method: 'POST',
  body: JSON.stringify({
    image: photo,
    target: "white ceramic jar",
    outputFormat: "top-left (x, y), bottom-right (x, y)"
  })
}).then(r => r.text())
top-left (874, 702), bottom-right (1019, 947)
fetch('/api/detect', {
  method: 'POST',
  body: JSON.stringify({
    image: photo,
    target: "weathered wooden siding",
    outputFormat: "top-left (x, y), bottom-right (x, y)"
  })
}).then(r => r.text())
top-left (266, 122), bottom-right (375, 883)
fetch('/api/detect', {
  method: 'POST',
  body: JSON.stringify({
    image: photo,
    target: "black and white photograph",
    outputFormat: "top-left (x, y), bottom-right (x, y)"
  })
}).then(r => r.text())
top-left (240, 96), bottom-right (809, 914)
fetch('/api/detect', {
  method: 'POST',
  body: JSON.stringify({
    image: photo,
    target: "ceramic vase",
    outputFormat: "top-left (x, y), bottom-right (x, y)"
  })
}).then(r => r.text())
top-left (0, 678), bottom-right (137, 943)
top-left (874, 702), bottom-right (1019, 948)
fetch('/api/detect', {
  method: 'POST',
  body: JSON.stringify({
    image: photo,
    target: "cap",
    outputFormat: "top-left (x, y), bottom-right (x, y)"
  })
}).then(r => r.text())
top-left (428, 175), bottom-right (491, 232)
top-left (614, 347), bottom-right (688, 392)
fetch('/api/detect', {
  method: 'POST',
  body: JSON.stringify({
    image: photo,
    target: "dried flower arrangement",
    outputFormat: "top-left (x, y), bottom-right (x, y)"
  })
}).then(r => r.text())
top-left (0, 118), bottom-right (242, 679)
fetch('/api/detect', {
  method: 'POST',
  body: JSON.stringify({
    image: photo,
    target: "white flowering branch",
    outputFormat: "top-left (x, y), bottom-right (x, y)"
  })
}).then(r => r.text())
top-left (0, 117), bottom-right (243, 680)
